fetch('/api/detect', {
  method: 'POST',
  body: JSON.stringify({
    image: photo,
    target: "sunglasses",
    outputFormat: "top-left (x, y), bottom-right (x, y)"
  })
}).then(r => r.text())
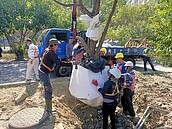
top-left (53, 44), bottom-right (57, 46)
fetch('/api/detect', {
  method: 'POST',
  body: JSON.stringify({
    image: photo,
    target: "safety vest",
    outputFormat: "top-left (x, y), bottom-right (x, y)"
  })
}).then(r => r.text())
top-left (116, 62), bottom-right (126, 74)
top-left (41, 48), bottom-right (55, 71)
top-left (124, 70), bottom-right (135, 91)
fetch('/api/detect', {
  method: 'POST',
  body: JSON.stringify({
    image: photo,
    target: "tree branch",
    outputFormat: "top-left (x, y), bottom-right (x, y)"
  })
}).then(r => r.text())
top-left (53, 0), bottom-right (93, 18)
top-left (95, 0), bottom-right (118, 58)
top-left (76, 36), bottom-right (91, 55)
top-left (92, 0), bottom-right (100, 15)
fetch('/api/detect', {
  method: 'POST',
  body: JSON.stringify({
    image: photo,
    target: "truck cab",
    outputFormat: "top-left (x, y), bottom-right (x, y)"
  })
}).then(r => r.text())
top-left (37, 28), bottom-right (72, 77)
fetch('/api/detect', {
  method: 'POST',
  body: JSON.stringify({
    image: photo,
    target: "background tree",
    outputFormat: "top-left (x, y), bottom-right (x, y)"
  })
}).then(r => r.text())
top-left (0, 0), bottom-right (171, 63)
top-left (104, 2), bottom-right (156, 45)
top-left (149, 0), bottom-right (172, 61)
top-left (0, 0), bottom-right (65, 60)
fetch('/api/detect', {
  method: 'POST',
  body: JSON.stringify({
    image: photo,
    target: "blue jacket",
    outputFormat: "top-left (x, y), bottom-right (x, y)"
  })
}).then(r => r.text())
top-left (116, 62), bottom-right (126, 84)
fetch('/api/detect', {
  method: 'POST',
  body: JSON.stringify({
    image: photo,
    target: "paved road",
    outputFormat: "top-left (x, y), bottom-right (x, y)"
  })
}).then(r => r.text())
top-left (0, 61), bottom-right (27, 84)
top-left (0, 60), bottom-right (56, 84)
top-left (0, 60), bottom-right (172, 84)
top-left (135, 60), bottom-right (172, 73)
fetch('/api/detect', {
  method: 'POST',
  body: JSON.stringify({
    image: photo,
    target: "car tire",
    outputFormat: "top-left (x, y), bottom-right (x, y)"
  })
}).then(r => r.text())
top-left (55, 66), bottom-right (72, 77)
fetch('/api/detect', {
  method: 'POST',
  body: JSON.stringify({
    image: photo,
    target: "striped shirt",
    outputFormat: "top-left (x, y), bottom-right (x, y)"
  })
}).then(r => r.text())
top-left (28, 44), bottom-right (39, 59)
top-left (124, 69), bottom-right (135, 91)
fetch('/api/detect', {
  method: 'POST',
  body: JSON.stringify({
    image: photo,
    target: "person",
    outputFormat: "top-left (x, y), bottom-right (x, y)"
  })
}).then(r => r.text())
top-left (100, 48), bottom-right (107, 59)
top-left (92, 67), bottom-right (121, 129)
top-left (143, 44), bottom-right (156, 71)
top-left (66, 37), bottom-right (74, 62)
top-left (121, 61), bottom-right (136, 118)
top-left (115, 53), bottom-right (126, 85)
top-left (100, 48), bottom-right (113, 66)
top-left (0, 47), bottom-right (2, 58)
top-left (25, 38), bottom-right (39, 81)
top-left (72, 41), bottom-right (85, 63)
top-left (38, 38), bottom-right (70, 112)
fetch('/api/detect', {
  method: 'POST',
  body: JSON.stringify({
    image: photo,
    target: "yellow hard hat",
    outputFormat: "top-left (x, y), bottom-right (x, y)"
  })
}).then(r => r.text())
top-left (115, 53), bottom-right (124, 59)
top-left (100, 48), bottom-right (107, 55)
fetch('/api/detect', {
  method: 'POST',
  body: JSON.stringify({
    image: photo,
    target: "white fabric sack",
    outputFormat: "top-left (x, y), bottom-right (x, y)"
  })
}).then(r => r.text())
top-left (80, 14), bottom-right (91, 25)
top-left (86, 27), bottom-right (102, 41)
top-left (85, 14), bottom-right (102, 41)
top-left (69, 65), bottom-right (109, 107)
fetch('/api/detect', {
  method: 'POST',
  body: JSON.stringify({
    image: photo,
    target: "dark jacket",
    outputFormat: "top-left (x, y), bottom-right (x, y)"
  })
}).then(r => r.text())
top-left (40, 50), bottom-right (70, 74)
top-left (98, 80), bottom-right (118, 101)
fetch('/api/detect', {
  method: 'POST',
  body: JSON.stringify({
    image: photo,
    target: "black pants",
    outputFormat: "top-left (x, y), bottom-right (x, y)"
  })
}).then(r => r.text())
top-left (121, 88), bottom-right (135, 117)
top-left (103, 101), bottom-right (118, 129)
top-left (143, 56), bottom-right (156, 71)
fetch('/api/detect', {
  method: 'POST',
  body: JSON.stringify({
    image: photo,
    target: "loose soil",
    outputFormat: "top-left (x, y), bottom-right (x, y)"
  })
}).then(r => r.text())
top-left (0, 69), bottom-right (172, 128)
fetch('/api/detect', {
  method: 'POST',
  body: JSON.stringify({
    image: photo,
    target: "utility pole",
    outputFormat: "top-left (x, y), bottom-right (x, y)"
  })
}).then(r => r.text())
top-left (71, 0), bottom-right (77, 43)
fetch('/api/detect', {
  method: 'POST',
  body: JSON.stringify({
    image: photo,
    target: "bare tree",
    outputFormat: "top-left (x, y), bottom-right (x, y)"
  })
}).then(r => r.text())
top-left (53, 0), bottom-right (118, 59)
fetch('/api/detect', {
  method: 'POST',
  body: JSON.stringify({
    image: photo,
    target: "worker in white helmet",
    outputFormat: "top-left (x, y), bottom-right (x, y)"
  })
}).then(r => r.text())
top-left (92, 67), bottom-right (121, 129)
top-left (121, 61), bottom-right (136, 119)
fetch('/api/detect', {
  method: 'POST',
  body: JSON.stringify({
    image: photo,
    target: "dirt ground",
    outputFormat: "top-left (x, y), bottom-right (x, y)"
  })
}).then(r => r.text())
top-left (0, 70), bottom-right (172, 128)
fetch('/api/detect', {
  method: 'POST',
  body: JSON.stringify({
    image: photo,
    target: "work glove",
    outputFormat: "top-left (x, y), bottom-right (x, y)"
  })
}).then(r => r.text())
top-left (92, 79), bottom-right (98, 87)
top-left (92, 79), bottom-right (101, 90)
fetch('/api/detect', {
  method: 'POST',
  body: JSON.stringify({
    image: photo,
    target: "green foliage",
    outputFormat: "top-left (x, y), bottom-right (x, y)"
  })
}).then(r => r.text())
top-left (0, 0), bottom-right (73, 60)
top-left (0, 0), bottom-right (13, 34)
top-left (0, 0), bottom-right (172, 62)
top-left (103, 2), bottom-right (156, 44)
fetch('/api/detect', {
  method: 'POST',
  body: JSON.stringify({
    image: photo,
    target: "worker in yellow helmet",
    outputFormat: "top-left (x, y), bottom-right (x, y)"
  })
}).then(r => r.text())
top-left (99, 48), bottom-right (108, 61)
top-left (100, 48), bottom-right (115, 66)
top-left (100, 48), bottom-right (107, 56)
top-left (115, 52), bottom-right (126, 85)
top-left (115, 52), bottom-right (124, 59)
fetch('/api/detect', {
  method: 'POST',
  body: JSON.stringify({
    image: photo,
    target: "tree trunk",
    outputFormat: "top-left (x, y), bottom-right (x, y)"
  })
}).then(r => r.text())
top-left (15, 51), bottom-right (24, 61)
top-left (53, 0), bottom-right (118, 60)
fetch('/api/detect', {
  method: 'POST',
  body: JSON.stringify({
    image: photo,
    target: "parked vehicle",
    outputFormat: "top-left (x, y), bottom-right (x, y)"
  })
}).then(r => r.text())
top-left (37, 28), bottom-right (88, 77)
top-left (37, 28), bottom-right (72, 77)
top-left (102, 38), bottom-right (147, 66)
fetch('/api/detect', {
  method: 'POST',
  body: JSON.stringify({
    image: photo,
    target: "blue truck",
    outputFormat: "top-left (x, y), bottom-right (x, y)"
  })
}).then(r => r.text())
top-left (37, 28), bottom-right (73, 77)
top-left (37, 28), bottom-right (145, 76)
top-left (102, 43), bottom-right (145, 66)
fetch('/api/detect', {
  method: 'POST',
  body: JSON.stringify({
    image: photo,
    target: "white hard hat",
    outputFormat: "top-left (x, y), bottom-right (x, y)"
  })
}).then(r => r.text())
top-left (125, 61), bottom-right (133, 67)
top-left (108, 67), bottom-right (121, 79)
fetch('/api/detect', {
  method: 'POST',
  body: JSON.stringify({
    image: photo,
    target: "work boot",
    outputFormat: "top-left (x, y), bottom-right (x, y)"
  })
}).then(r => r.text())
top-left (45, 99), bottom-right (52, 113)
